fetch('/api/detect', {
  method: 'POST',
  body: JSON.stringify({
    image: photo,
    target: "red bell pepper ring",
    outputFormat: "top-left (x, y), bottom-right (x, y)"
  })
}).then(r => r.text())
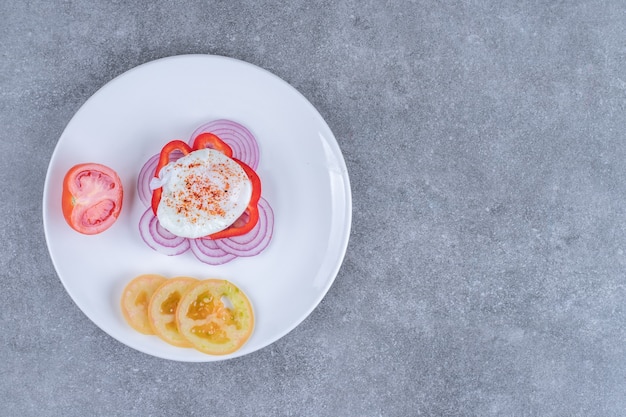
top-left (151, 140), bottom-right (192, 216)
top-left (208, 160), bottom-right (261, 240)
top-left (151, 134), bottom-right (261, 240)
top-left (192, 132), bottom-right (233, 158)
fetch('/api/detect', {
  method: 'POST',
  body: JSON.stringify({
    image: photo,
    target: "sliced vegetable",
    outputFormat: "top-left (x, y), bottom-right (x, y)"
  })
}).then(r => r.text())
top-left (189, 119), bottom-right (260, 170)
top-left (138, 208), bottom-right (190, 256)
top-left (176, 279), bottom-right (254, 355)
top-left (207, 160), bottom-right (261, 240)
top-left (120, 274), bottom-right (167, 335)
top-left (214, 198), bottom-right (274, 257)
top-left (138, 198), bottom-right (273, 264)
top-left (137, 154), bottom-right (159, 207)
top-left (148, 277), bottom-right (198, 347)
top-left (188, 239), bottom-right (237, 265)
top-left (137, 150), bottom-right (186, 207)
top-left (151, 140), bottom-right (192, 216)
top-left (192, 132), bottom-right (233, 158)
top-left (62, 163), bottom-right (123, 235)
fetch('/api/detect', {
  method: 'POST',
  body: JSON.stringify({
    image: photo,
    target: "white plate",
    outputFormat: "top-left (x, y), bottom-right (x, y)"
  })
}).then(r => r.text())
top-left (42, 55), bottom-right (352, 362)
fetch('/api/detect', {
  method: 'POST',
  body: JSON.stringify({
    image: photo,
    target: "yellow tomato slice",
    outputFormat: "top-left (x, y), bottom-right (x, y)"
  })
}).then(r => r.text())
top-left (120, 274), bottom-right (167, 335)
top-left (176, 279), bottom-right (254, 355)
top-left (148, 277), bottom-right (198, 347)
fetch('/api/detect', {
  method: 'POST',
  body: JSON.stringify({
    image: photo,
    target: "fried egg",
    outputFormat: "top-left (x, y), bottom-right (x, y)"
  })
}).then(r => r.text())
top-left (150, 148), bottom-right (252, 238)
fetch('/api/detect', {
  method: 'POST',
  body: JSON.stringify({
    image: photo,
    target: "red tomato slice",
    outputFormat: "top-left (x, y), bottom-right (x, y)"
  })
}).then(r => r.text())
top-left (62, 163), bottom-right (123, 235)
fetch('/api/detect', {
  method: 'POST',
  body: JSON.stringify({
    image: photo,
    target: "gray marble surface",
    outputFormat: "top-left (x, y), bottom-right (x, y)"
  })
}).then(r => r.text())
top-left (2, 0), bottom-right (626, 416)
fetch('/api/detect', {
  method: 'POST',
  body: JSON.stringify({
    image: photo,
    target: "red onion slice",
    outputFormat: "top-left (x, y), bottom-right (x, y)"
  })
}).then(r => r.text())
top-left (215, 198), bottom-right (274, 257)
top-left (189, 119), bottom-right (260, 170)
top-left (139, 208), bottom-right (190, 256)
top-left (137, 150), bottom-right (186, 208)
top-left (189, 239), bottom-right (237, 265)
top-left (137, 154), bottom-right (159, 207)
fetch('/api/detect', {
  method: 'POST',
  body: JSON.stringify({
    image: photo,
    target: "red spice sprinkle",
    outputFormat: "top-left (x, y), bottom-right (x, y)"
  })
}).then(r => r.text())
top-left (164, 158), bottom-right (243, 225)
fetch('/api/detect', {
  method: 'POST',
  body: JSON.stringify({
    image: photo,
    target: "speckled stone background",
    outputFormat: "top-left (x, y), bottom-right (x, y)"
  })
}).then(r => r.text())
top-left (2, 1), bottom-right (626, 416)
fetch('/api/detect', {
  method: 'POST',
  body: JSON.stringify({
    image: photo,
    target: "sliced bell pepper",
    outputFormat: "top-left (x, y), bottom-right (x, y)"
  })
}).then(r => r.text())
top-left (192, 132), bottom-right (233, 158)
top-left (151, 140), bottom-right (192, 215)
top-left (208, 160), bottom-right (261, 240)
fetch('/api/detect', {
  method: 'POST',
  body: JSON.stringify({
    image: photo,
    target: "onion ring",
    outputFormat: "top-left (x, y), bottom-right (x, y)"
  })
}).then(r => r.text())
top-left (139, 208), bottom-right (190, 256)
top-left (137, 154), bottom-right (159, 207)
top-left (215, 198), bottom-right (274, 257)
top-left (189, 239), bottom-right (237, 265)
top-left (137, 150), bottom-right (186, 208)
top-left (189, 119), bottom-right (260, 170)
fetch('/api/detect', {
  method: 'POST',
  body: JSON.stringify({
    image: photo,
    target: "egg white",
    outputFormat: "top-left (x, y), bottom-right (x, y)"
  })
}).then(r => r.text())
top-left (152, 148), bottom-right (252, 238)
